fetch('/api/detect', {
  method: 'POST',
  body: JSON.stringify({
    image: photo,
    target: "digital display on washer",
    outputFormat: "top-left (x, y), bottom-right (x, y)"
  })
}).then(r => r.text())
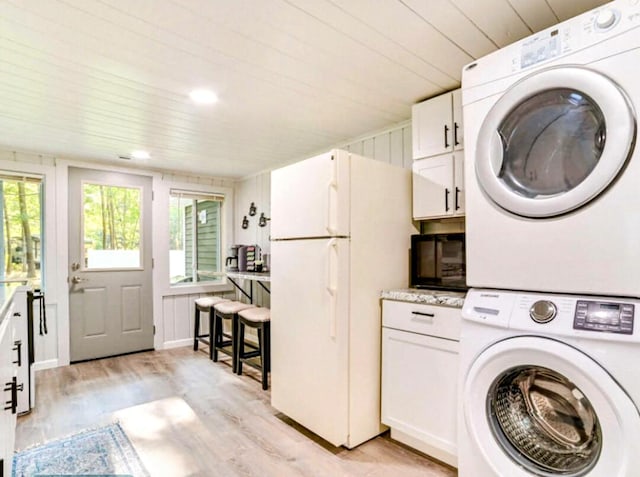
top-left (521, 30), bottom-right (561, 68)
top-left (573, 300), bottom-right (634, 334)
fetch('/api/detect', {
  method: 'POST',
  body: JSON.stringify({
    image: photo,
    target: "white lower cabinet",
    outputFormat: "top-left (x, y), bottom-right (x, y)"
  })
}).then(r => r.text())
top-left (0, 305), bottom-right (17, 477)
top-left (381, 299), bottom-right (460, 467)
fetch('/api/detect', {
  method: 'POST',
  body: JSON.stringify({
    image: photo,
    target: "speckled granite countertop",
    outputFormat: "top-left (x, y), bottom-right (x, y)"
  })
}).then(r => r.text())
top-left (381, 288), bottom-right (466, 308)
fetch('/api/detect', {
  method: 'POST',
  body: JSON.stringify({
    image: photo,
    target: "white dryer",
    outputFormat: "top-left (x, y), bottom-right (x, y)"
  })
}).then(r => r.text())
top-left (459, 288), bottom-right (640, 477)
top-left (462, 0), bottom-right (640, 296)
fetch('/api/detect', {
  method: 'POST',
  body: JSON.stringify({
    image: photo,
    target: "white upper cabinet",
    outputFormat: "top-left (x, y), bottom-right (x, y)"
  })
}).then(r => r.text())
top-left (412, 89), bottom-right (463, 159)
top-left (413, 151), bottom-right (465, 220)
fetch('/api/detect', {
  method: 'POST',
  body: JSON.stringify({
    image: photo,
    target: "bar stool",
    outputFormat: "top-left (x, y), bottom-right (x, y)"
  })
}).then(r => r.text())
top-left (236, 307), bottom-right (271, 390)
top-left (212, 300), bottom-right (255, 372)
top-left (193, 296), bottom-right (230, 354)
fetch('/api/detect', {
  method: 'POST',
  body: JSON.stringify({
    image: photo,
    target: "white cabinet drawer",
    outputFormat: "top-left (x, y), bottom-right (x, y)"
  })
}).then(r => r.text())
top-left (382, 300), bottom-right (461, 341)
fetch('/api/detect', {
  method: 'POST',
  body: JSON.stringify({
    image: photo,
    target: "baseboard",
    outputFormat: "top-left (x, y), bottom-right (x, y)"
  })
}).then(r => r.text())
top-left (33, 359), bottom-right (60, 371)
top-left (162, 338), bottom-right (193, 350)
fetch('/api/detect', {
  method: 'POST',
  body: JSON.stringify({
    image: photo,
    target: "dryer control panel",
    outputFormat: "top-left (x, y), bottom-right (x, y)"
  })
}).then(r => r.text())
top-left (573, 300), bottom-right (634, 334)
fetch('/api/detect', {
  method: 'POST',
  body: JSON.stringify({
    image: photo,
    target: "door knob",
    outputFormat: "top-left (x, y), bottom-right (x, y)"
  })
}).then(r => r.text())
top-left (71, 276), bottom-right (88, 284)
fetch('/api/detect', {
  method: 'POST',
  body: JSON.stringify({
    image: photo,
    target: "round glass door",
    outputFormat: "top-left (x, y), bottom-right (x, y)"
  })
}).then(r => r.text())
top-left (476, 67), bottom-right (635, 218)
top-left (489, 366), bottom-right (601, 475)
top-left (463, 337), bottom-right (640, 477)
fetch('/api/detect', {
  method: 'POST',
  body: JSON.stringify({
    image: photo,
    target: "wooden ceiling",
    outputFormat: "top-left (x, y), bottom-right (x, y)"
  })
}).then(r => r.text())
top-left (0, 0), bottom-right (608, 178)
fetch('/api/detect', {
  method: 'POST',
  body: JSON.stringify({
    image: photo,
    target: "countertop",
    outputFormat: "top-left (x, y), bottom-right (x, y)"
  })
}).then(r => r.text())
top-left (226, 271), bottom-right (271, 282)
top-left (0, 281), bottom-right (29, 325)
top-left (381, 288), bottom-right (466, 308)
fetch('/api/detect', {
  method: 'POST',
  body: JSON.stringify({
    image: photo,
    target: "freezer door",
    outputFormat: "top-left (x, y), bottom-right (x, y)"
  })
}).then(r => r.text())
top-left (271, 150), bottom-right (350, 239)
top-left (270, 238), bottom-right (350, 446)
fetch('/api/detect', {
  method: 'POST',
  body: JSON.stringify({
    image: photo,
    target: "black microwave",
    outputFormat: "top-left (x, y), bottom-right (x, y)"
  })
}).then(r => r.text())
top-left (410, 233), bottom-right (467, 290)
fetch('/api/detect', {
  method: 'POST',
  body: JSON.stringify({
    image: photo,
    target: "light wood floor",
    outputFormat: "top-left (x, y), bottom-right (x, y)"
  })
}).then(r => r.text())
top-left (16, 347), bottom-right (457, 477)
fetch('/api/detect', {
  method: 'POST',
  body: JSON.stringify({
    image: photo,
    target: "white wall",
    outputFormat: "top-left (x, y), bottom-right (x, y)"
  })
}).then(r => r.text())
top-left (342, 120), bottom-right (413, 170)
top-left (233, 173), bottom-right (271, 308)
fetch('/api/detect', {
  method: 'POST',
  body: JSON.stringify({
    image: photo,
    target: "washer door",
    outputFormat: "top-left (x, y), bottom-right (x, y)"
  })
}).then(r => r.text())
top-left (464, 337), bottom-right (640, 477)
top-left (476, 66), bottom-right (635, 218)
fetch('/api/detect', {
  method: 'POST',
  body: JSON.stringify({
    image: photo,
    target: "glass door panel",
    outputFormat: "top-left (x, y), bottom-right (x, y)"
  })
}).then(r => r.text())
top-left (82, 183), bottom-right (142, 269)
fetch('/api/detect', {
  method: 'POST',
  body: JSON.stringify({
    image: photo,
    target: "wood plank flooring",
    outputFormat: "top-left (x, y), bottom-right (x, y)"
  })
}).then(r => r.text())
top-left (15, 347), bottom-right (457, 477)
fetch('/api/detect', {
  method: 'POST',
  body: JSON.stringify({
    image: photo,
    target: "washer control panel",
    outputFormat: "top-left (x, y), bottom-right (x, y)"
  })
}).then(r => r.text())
top-left (573, 300), bottom-right (634, 334)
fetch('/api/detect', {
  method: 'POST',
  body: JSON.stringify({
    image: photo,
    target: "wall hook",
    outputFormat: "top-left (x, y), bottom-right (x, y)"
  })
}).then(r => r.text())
top-left (258, 212), bottom-right (270, 227)
top-left (242, 215), bottom-right (249, 229)
top-left (248, 202), bottom-right (257, 216)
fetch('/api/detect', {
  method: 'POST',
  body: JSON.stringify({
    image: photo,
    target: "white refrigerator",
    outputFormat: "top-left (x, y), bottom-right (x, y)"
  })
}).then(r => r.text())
top-left (270, 149), bottom-right (416, 448)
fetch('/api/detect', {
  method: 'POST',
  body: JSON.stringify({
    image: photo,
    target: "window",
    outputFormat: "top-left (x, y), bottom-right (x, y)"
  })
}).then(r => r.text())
top-left (169, 189), bottom-right (224, 285)
top-left (0, 173), bottom-right (43, 288)
top-left (82, 183), bottom-right (142, 269)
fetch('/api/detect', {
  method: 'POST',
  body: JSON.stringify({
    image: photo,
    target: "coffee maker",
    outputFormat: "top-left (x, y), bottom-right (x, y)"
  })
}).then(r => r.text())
top-left (226, 245), bottom-right (242, 271)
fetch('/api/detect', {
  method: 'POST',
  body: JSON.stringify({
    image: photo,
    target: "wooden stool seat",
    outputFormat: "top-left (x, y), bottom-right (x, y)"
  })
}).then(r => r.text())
top-left (193, 296), bottom-right (230, 353)
top-left (212, 301), bottom-right (255, 372)
top-left (237, 307), bottom-right (271, 390)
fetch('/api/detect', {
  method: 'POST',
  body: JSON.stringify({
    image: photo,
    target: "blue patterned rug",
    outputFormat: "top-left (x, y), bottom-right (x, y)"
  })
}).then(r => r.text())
top-left (12, 422), bottom-right (149, 477)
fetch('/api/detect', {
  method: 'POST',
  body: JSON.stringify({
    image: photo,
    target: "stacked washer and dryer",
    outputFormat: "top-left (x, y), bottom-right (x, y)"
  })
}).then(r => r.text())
top-left (459, 1), bottom-right (640, 476)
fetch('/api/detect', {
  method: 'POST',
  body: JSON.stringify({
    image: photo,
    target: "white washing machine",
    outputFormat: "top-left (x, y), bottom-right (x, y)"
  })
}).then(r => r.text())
top-left (459, 288), bottom-right (640, 477)
top-left (462, 0), bottom-right (640, 296)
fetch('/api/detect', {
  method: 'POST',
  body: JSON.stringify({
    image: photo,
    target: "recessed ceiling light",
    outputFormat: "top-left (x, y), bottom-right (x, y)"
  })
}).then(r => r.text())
top-left (131, 150), bottom-right (150, 160)
top-left (189, 89), bottom-right (218, 104)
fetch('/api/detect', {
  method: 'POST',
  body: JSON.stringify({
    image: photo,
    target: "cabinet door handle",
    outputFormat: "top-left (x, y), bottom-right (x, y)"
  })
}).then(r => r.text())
top-left (455, 187), bottom-right (461, 211)
top-left (444, 124), bottom-right (450, 148)
top-left (13, 340), bottom-right (22, 367)
top-left (454, 122), bottom-right (460, 146)
top-left (445, 188), bottom-right (450, 212)
top-left (3, 377), bottom-right (21, 414)
top-left (411, 311), bottom-right (435, 317)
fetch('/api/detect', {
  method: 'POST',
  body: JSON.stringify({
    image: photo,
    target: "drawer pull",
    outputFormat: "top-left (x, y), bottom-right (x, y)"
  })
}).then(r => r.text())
top-left (411, 311), bottom-right (435, 317)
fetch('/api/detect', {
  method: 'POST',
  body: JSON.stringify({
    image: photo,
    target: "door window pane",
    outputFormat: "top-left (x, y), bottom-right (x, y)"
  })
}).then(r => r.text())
top-left (169, 191), bottom-right (224, 285)
top-left (82, 183), bottom-right (141, 269)
top-left (0, 175), bottom-right (43, 289)
top-left (498, 89), bottom-right (606, 198)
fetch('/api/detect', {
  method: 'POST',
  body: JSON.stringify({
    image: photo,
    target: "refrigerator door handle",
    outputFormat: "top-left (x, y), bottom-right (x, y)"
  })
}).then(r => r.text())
top-left (326, 179), bottom-right (338, 235)
top-left (326, 239), bottom-right (338, 339)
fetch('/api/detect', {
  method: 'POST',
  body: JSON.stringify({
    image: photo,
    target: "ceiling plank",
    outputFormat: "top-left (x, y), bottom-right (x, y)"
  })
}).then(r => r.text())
top-left (450, 0), bottom-right (533, 48)
top-left (508, 0), bottom-right (559, 31)
top-left (401, 0), bottom-right (498, 59)
top-left (546, 0), bottom-right (610, 21)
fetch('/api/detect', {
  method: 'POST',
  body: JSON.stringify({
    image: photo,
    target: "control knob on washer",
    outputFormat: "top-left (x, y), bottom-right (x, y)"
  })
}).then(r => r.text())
top-left (595, 9), bottom-right (618, 30)
top-left (529, 300), bottom-right (557, 323)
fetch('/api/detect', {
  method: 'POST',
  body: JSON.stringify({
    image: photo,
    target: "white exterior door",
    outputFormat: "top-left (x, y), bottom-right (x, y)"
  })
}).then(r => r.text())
top-left (463, 336), bottom-right (640, 476)
top-left (271, 150), bottom-right (350, 239)
top-left (475, 66), bottom-right (634, 218)
top-left (68, 168), bottom-right (153, 362)
top-left (270, 237), bottom-right (350, 447)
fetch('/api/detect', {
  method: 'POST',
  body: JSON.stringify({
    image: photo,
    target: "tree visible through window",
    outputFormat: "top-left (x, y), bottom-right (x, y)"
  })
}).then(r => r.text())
top-left (82, 183), bottom-right (141, 269)
top-left (0, 174), bottom-right (43, 288)
top-left (170, 190), bottom-right (224, 285)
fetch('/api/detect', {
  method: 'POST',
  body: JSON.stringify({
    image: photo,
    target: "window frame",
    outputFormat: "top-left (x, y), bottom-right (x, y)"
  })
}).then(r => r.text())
top-left (168, 188), bottom-right (227, 288)
top-left (0, 171), bottom-right (45, 288)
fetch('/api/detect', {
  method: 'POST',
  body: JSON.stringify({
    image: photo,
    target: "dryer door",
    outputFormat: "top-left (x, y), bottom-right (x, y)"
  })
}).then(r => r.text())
top-left (463, 336), bottom-right (640, 477)
top-left (476, 66), bottom-right (635, 218)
